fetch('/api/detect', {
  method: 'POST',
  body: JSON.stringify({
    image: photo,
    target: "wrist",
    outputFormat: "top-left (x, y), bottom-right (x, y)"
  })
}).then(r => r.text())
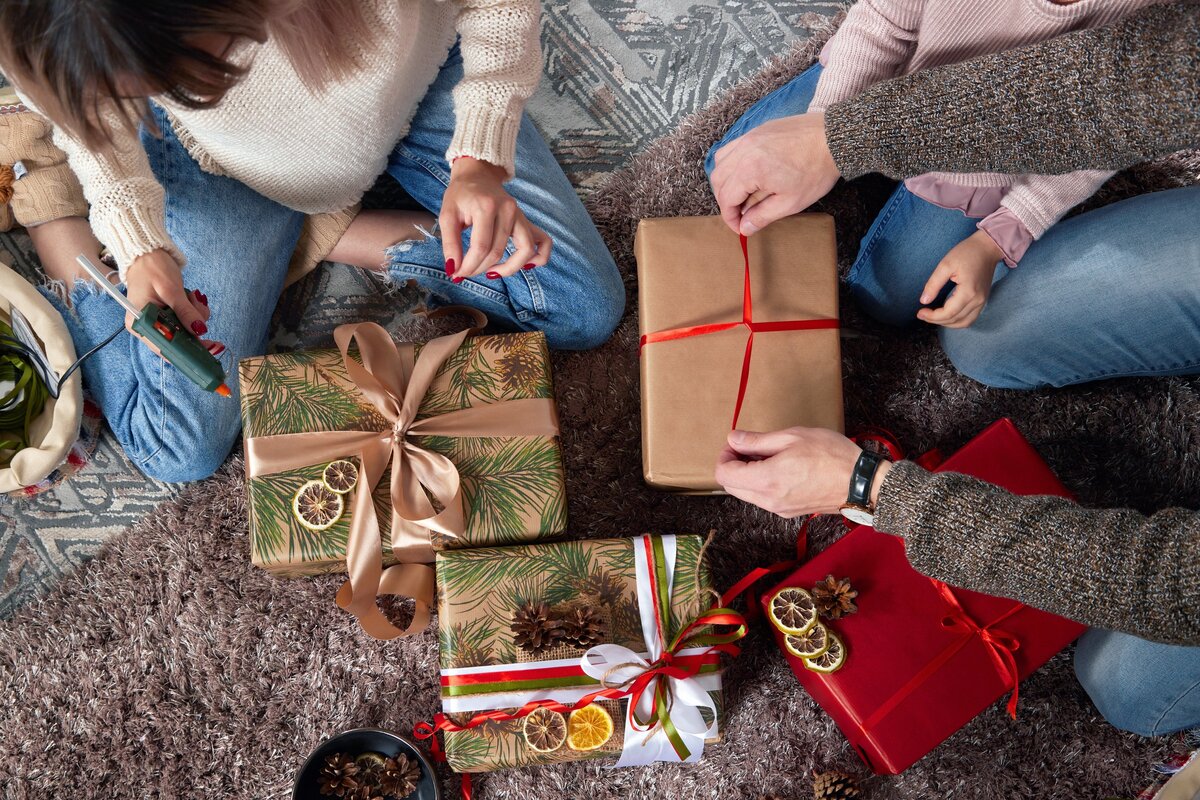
top-left (450, 156), bottom-right (506, 182)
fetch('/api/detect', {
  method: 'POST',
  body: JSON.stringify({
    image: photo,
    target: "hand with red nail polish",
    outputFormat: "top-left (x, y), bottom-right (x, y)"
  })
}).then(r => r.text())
top-left (123, 248), bottom-right (211, 361)
top-left (439, 157), bottom-right (554, 282)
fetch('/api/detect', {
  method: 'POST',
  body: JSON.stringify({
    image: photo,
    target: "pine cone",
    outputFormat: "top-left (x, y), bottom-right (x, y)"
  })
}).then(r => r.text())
top-left (318, 753), bottom-right (361, 798)
top-left (812, 769), bottom-right (861, 800)
top-left (378, 754), bottom-right (421, 798)
top-left (812, 575), bottom-right (858, 620)
top-left (578, 572), bottom-right (625, 607)
top-left (561, 607), bottom-right (607, 649)
top-left (512, 601), bottom-right (565, 655)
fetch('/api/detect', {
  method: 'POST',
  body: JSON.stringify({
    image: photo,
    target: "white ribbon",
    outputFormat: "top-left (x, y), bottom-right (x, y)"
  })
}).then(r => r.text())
top-left (579, 534), bottom-right (721, 766)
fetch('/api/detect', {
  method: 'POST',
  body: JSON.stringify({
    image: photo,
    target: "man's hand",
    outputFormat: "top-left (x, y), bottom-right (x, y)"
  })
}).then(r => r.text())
top-left (917, 230), bottom-right (1005, 328)
top-left (715, 427), bottom-right (867, 518)
top-left (441, 157), bottom-right (552, 281)
top-left (709, 112), bottom-right (840, 237)
top-left (124, 248), bottom-right (221, 356)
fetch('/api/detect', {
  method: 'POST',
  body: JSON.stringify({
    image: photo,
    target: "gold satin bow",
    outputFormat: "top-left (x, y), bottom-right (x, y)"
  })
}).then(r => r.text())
top-left (246, 322), bottom-right (560, 639)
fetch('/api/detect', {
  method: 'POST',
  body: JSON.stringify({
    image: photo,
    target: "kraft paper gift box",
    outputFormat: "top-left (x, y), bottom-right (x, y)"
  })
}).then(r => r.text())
top-left (764, 419), bottom-right (1087, 774)
top-left (239, 322), bottom-right (567, 637)
top-left (635, 214), bottom-right (844, 493)
top-left (432, 534), bottom-right (726, 772)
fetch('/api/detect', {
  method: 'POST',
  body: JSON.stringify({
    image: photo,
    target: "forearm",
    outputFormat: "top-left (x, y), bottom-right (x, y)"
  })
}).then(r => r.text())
top-left (826, 1), bottom-right (1200, 179)
top-left (873, 461), bottom-right (1200, 645)
top-left (449, 0), bottom-right (542, 175)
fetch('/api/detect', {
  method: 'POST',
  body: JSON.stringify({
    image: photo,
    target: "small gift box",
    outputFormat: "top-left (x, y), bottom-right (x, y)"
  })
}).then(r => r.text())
top-left (238, 322), bottom-right (566, 638)
top-left (635, 215), bottom-right (844, 493)
top-left (764, 419), bottom-right (1087, 774)
top-left (425, 534), bottom-right (735, 773)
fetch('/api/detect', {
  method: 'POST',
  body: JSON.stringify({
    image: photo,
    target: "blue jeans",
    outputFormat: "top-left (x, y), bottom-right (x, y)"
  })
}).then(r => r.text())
top-left (1075, 630), bottom-right (1200, 736)
top-left (708, 63), bottom-right (1200, 390)
top-left (713, 63), bottom-right (1200, 734)
top-left (43, 43), bottom-right (623, 484)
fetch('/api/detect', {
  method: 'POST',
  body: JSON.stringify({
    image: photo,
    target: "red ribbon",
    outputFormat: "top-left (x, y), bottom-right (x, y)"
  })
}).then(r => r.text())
top-left (638, 234), bottom-right (840, 429)
top-left (850, 580), bottom-right (1024, 746)
top-left (413, 564), bottom-right (776, 793)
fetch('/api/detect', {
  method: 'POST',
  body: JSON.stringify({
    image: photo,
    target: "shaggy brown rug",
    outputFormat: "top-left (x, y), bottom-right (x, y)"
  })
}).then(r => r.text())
top-left (3, 23), bottom-right (1199, 800)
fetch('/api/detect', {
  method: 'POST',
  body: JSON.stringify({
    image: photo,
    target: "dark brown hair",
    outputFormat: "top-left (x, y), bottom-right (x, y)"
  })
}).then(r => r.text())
top-left (0, 0), bottom-right (376, 147)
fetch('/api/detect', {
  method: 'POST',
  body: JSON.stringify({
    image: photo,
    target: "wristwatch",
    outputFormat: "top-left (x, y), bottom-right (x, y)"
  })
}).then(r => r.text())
top-left (839, 450), bottom-right (886, 526)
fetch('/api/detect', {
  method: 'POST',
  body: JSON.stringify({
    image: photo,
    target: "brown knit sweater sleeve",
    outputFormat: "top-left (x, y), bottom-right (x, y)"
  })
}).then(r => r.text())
top-left (873, 460), bottom-right (1200, 645)
top-left (826, 0), bottom-right (1200, 179)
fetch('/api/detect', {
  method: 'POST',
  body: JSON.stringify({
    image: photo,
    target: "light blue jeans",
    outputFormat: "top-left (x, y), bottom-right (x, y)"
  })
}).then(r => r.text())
top-left (711, 62), bottom-right (1200, 736)
top-left (43, 43), bottom-right (623, 484)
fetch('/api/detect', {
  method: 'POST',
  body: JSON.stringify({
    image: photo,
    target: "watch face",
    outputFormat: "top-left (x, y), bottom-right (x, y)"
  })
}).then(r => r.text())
top-left (840, 505), bottom-right (875, 527)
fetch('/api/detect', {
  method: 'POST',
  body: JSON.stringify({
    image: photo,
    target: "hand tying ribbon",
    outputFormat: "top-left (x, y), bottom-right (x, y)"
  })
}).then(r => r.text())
top-left (246, 322), bottom-right (559, 639)
top-left (639, 233), bottom-right (840, 429)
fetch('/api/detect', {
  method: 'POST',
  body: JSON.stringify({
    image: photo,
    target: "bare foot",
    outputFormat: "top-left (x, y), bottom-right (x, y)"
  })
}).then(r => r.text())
top-left (327, 209), bottom-right (437, 271)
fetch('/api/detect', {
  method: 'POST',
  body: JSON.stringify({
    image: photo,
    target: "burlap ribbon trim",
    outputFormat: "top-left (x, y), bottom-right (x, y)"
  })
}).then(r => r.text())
top-left (246, 322), bottom-right (560, 639)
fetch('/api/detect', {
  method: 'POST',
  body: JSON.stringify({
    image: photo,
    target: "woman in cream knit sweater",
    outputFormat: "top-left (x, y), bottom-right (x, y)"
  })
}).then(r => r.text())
top-left (0, 0), bottom-right (623, 483)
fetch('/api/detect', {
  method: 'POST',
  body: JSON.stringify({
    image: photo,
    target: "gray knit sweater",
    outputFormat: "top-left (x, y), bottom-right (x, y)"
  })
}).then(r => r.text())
top-left (874, 462), bottom-right (1200, 645)
top-left (826, 0), bottom-right (1199, 180)
top-left (820, 0), bottom-right (1200, 646)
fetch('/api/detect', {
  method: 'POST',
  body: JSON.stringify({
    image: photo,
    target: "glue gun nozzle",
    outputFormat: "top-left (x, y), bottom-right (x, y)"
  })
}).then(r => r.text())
top-left (214, 383), bottom-right (232, 397)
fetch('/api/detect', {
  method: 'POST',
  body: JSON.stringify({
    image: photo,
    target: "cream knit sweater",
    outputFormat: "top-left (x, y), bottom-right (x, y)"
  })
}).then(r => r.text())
top-left (809, 0), bottom-right (1162, 253)
top-left (20, 0), bottom-right (541, 276)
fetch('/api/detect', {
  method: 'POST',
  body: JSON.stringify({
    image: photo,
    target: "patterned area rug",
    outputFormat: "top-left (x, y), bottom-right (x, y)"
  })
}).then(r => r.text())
top-left (0, 0), bottom-right (839, 616)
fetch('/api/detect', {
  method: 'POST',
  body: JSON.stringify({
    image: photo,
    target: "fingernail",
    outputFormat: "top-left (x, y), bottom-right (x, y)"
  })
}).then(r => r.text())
top-left (444, 259), bottom-right (455, 276)
top-left (740, 222), bottom-right (759, 236)
top-left (730, 430), bottom-right (747, 444)
top-left (197, 291), bottom-right (208, 306)
top-left (920, 294), bottom-right (931, 304)
top-left (486, 271), bottom-right (501, 280)
top-left (191, 320), bottom-right (207, 335)
top-left (522, 263), bottom-right (536, 271)
top-left (451, 276), bottom-right (463, 284)
top-left (210, 344), bottom-right (225, 355)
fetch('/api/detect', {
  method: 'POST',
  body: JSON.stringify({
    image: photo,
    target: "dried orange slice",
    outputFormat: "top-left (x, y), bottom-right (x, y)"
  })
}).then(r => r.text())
top-left (322, 459), bottom-right (359, 494)
top-left (566, 704), bottom-right (614, 751)
top-left (523, 707), bottom-right (567, 753)
top-left (803, 631), bottom-right (846, 674)
top-left (768, 587), bottom-right (818, 635)
top-left (292, 480), bottom-right (345, 531)
top-left (785, 622), bottom-right (831, 659)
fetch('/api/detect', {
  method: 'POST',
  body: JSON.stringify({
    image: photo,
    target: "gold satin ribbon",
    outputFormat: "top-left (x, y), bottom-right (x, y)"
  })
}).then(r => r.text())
top-left (246, 322), bottom-right (560, 639)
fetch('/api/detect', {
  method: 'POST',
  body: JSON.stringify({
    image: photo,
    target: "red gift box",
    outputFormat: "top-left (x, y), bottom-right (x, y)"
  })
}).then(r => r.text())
top-left (764, 419), bottom-right (1087, 774)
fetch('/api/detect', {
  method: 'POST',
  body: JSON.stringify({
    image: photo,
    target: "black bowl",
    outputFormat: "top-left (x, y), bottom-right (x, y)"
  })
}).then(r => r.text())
top-left (293, 728), bottom-right (441, 800)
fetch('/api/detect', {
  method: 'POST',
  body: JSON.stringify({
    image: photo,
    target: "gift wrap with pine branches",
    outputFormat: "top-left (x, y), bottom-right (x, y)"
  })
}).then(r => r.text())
top-left (432, 534), bottom-right (726, 772)
top-left (239, 321), bottom-right (566, 638)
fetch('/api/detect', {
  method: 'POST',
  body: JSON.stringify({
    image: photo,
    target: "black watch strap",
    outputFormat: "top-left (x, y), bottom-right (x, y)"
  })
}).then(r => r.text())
top-left (846, 450), bottom-right (885, 509)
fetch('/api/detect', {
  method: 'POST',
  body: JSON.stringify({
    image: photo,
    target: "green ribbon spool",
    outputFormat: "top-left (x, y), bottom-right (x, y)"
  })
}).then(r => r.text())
top-left (0, 320), bottom-right (50, 468)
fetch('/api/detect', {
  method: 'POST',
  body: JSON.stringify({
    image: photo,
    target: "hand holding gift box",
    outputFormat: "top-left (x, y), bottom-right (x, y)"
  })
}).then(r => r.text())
top-left (239, 321), bottom-right (567, 638)
top-left (418, 534), bottom-right (763, 773)
top-left (636, 215), bottom-right (844, 493)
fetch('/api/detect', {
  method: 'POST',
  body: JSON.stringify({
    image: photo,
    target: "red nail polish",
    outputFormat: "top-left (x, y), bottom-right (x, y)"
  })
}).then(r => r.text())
top-left (197, 291), bottom-right (208, 306)
top-left (445, 259), bottom-right (455, 276)
top-left (486, 271), bottom-right (501, 279)
top-left (452, 276), bottom-right (464, 284)
top-left (191, 320), bottom-right (207, 335)
top-left (522, 263), bottom-right (536, 271)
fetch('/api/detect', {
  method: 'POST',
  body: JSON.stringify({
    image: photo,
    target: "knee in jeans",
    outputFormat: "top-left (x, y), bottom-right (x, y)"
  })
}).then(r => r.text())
top-left (1075, 638), bottom-right (1168, 737)
top-left (137, 399), bottom-right (241, 484)
top-left (939, 326), bottom-right (1040, 390)
top-left (544, 290), bottom-right (625, 350)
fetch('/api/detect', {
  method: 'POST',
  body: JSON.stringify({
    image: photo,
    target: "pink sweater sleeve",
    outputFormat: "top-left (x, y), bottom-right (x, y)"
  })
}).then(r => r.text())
top-left (809, 0), bottom-right (923, 113)
top-left (997, 170), bottom-right (1116, 240)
